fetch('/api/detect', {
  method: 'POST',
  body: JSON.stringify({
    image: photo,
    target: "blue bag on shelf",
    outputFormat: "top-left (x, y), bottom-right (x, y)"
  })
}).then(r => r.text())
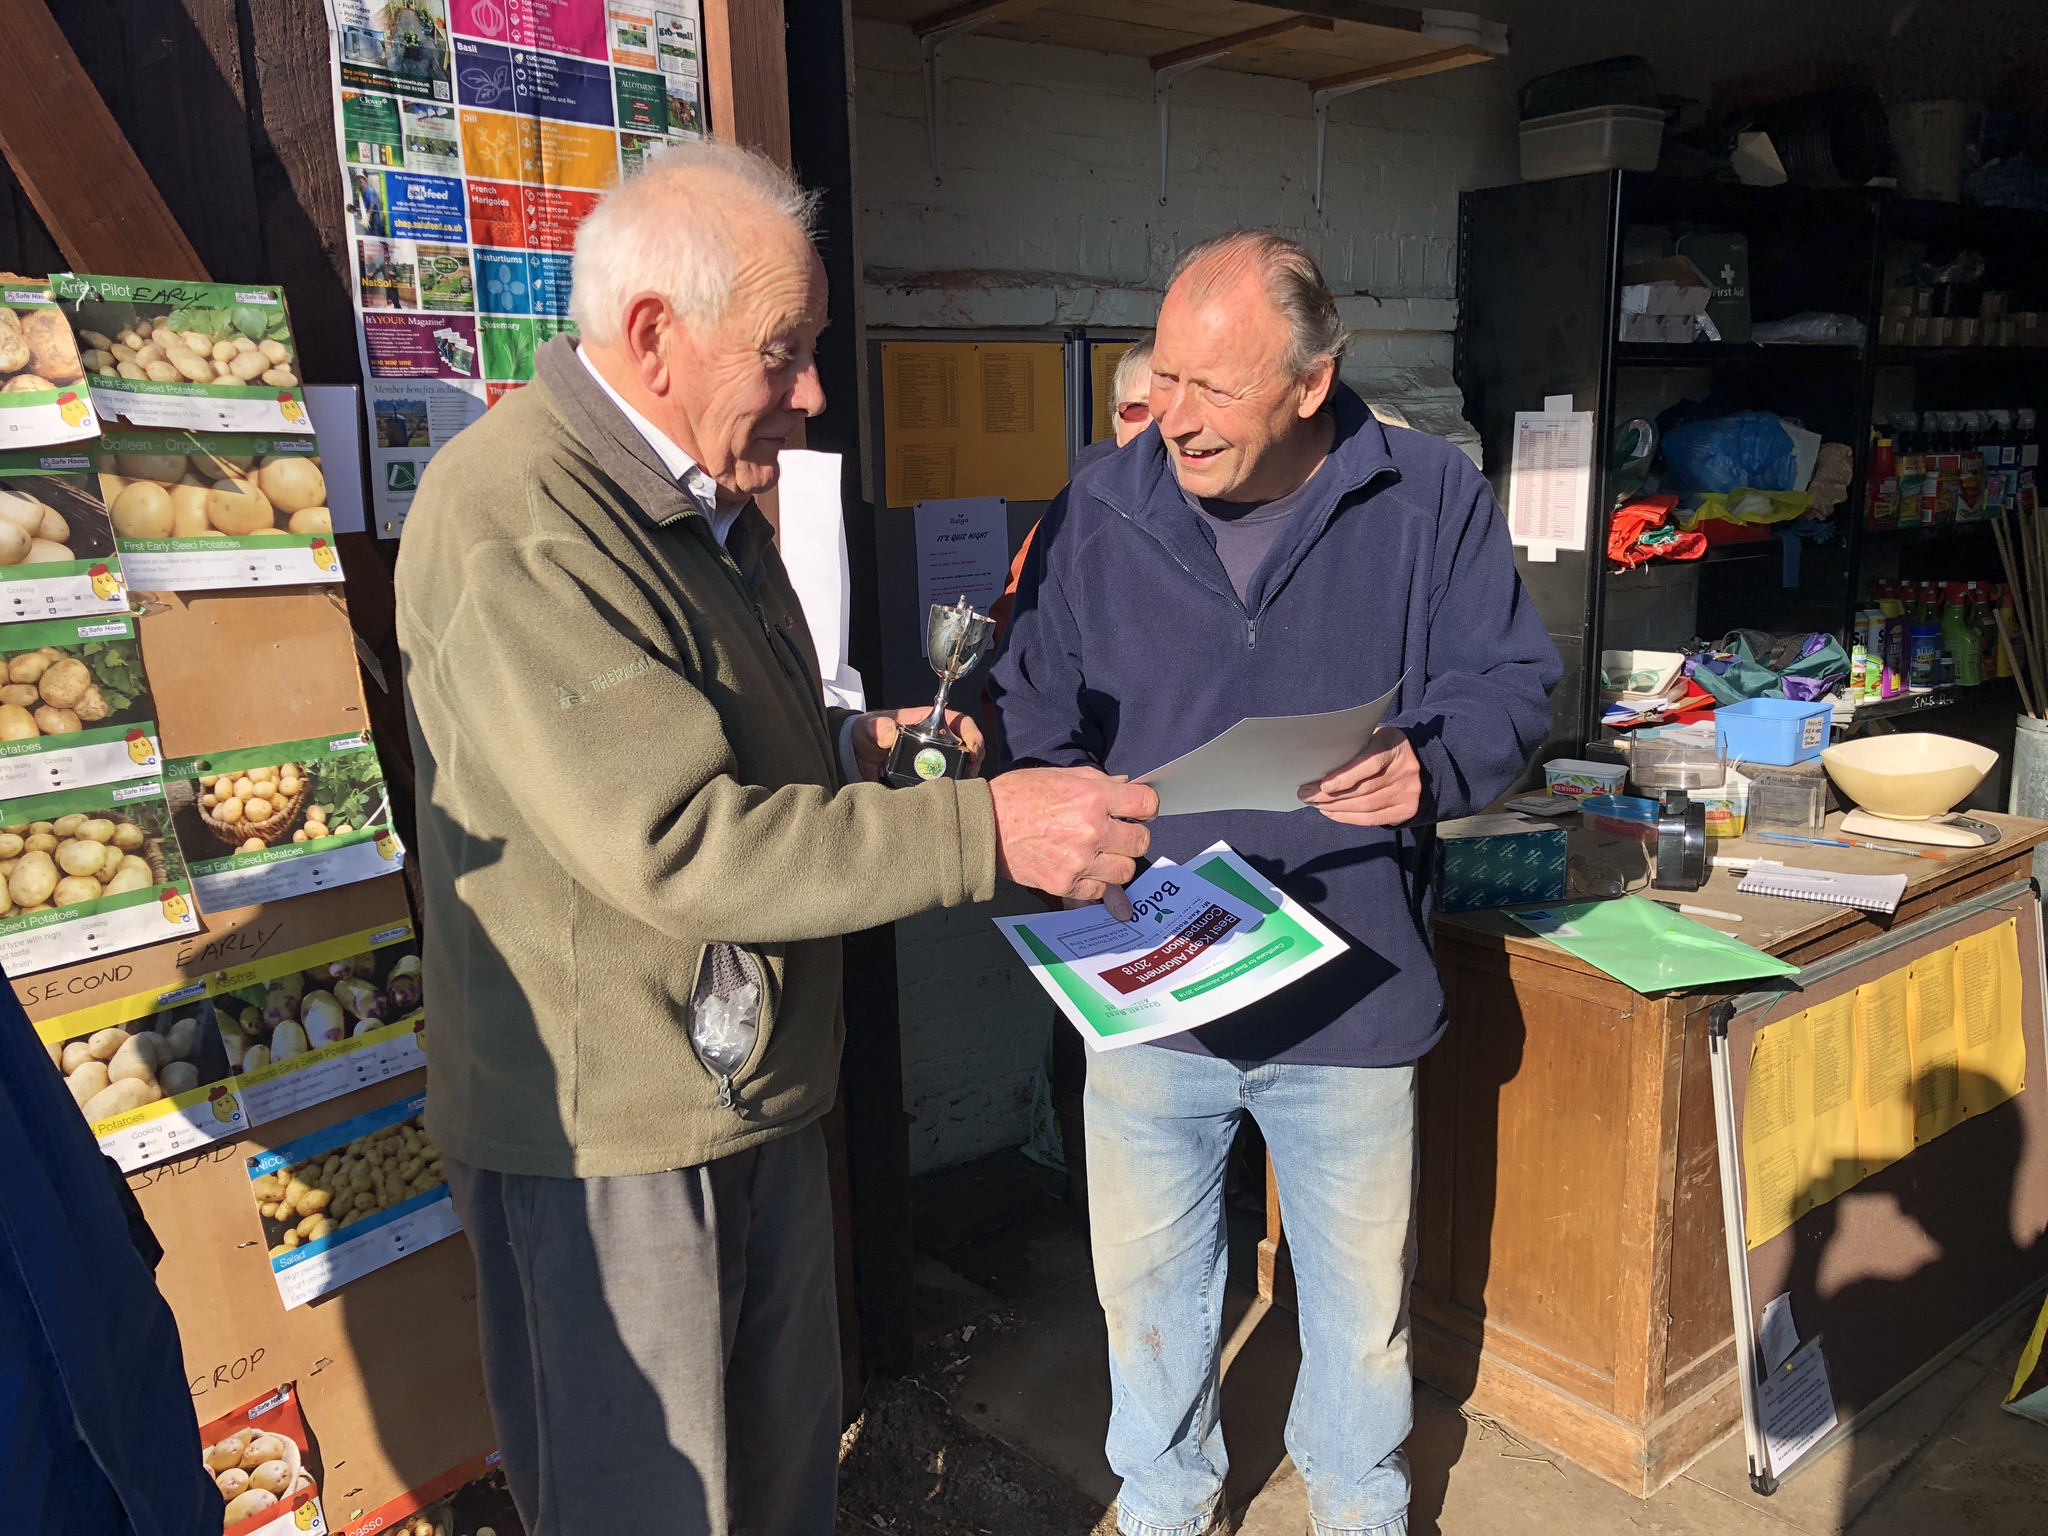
top-left (1660, 411), bottom-right (1799, 494)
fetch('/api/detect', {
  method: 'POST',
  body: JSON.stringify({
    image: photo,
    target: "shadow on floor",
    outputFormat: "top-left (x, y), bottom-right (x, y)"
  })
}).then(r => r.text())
top-left (852, 1148), bottom-right (2048, 1536)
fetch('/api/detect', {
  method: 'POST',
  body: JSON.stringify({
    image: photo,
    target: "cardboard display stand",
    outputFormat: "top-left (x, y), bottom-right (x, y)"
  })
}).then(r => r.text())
top-left (1709, 879), bottom-right (2048, 1491)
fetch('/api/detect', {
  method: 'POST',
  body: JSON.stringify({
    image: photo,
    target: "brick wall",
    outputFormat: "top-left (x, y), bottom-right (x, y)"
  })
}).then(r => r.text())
top-left (854, 19), bottom-right (1521, 372)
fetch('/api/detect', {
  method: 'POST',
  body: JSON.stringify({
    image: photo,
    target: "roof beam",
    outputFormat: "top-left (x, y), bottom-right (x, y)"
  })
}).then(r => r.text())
top-left (910, 0), bottom-right (1056, 36)
top-left (1148, 14), bottom-right (1334, 72)
top-left (0, 0), bottom-right (205, 276)
top-left (1308, 41), bottom-right (1492, 93)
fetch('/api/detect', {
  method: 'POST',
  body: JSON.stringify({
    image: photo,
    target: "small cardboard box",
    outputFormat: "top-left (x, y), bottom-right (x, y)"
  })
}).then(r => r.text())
top-left (1435, 814), bottom-right (1569, 913)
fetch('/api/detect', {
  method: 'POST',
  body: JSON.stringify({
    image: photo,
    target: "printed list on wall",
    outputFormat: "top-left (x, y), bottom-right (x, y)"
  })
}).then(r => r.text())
top-left (320, 0), bottom-right (708, 537)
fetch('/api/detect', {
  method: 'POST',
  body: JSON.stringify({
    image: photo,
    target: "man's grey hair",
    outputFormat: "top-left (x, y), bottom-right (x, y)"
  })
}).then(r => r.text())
top-left (1167, 231), bottom-right (1347, 382)
top-left (569, 140), bottom-right (820, 346)
top-left (1110, 336), bottom-right (1154, 405)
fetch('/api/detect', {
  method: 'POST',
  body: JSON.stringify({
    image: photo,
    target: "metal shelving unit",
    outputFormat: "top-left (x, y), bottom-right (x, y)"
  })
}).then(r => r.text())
top-left (1456, 172), bottom-right (2048, 760)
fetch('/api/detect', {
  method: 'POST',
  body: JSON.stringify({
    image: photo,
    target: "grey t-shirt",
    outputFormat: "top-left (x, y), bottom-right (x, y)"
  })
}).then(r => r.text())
top-left (1182, 463), bottom-right (1330, 605)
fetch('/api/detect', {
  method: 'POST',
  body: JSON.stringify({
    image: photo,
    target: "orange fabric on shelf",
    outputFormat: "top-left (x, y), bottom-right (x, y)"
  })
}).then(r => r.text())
top-left (1608, 494), bottom-right (1707, 568)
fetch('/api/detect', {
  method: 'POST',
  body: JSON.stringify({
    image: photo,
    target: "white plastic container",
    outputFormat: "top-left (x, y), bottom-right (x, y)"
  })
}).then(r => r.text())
top-left (1520, 104), bottom-right (1665, 182)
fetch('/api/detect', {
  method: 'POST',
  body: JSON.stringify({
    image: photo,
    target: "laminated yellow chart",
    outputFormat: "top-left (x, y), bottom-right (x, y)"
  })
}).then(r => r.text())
top-left (1743, 919), bottom-right (2029, 1248)
top-left (882, 341), bottom-right (1069, 507)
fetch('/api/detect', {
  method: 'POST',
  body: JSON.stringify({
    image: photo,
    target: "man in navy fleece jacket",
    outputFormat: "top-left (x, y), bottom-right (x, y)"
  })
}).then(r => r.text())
top-left (989, 232), bottom-right (1559, 1536)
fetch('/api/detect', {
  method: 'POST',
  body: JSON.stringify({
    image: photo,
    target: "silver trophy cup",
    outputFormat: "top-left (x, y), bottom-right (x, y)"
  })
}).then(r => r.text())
top-left (883, 596), bottom-right (995, 786)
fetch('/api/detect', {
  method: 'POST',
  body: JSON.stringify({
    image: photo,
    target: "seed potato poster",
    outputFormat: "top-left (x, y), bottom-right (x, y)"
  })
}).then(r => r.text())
top-left (0, 281), bottom-right (98, 447)
top-left (321, 0), bottom-right (710, 536)
top-left (0, 780), bottom-right (198, 977)
top-left (168, 734), bottom-right (405, 914)
top-left (0, 448), bottom-right (128, 621)
top-left (49, 276), bottom-right (311, 436)
top-left (0, 614), bottom-right (160, 798)
top-left (248, 1090), bottom-right (458, 1309)
top-left (97, 429), bottom-right (344, 591)
top-left (33, 920), bottom-right (425, 1171)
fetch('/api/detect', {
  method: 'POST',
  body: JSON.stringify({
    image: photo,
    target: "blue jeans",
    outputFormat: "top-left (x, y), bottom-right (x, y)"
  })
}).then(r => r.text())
top-left (1085, 1045), bottom-right (1417, 1536)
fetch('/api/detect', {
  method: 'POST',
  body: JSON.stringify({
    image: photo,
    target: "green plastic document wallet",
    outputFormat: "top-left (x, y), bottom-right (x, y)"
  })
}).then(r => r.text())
top-left (994, 844), bottom-right (1346, 1049)
top-left (1509, 896), bottom-right (1799, 992)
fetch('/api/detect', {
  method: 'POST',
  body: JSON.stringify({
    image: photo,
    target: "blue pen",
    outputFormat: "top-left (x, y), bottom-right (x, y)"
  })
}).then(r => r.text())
top-left (1752, 830), bottom-right (1948, 861)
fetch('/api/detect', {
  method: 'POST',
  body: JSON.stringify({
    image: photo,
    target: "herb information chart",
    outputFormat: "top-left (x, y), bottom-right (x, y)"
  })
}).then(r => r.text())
top-left (321, 0), bottom-right (709, 536)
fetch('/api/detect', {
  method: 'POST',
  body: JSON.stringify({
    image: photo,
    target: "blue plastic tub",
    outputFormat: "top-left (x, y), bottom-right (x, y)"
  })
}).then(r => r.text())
top-left (1714, 697), bottom-right (1833, 766)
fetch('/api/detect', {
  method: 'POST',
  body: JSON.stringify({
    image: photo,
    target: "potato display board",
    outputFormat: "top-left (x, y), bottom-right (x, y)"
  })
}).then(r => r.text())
top-left (50, 275), bottom-right (310, 435)
top-left (199, 1381), bottom-right (329, 1536)
top-left (0, 613), bottom-right (159, 797)
top-left (0, 780), bottom-right (197, 974)
top-left (0, 278), bottom-right (97, 447)
top-left (248, 1090), bottom-right (457, 1309)
top-left (31, 917), bottom-right (424, 1172)
top-left (98, 429), bottom-right (342, 590)
top-left (0, 448), bottom-right (128, 619)
top-left (169, 734), bottom-right (405, 913)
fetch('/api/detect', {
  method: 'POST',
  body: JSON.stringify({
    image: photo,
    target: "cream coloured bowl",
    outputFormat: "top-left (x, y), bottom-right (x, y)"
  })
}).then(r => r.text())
top-left (1819, 733), bottom-right (1999, 820)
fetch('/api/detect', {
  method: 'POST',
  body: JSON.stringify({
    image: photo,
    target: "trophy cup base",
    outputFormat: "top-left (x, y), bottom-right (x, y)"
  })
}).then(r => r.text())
top-left (882, 725), bottom-right (968, 787)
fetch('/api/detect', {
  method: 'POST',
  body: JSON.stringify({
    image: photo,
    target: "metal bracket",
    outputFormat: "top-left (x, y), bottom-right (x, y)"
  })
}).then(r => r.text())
top-left (1312, 77), bottom-right (1387, 212)
top-left (1154, 51), bottom-right (1228, 205)
top-left (914, 0), bottom-right (1058, 184)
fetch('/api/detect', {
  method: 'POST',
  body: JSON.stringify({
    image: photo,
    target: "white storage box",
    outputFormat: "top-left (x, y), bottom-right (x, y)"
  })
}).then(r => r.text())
top-left (1521, 104), bottom-right (1665, 182)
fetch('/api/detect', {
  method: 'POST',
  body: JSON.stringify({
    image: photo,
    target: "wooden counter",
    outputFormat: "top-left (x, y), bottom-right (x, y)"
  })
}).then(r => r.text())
top-left (1405, 810), bottom-right (2048, 1495)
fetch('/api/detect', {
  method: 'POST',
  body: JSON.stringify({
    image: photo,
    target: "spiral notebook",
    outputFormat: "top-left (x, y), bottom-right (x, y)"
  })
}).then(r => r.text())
top-left (1736, 860), bottom-right (1908, 915)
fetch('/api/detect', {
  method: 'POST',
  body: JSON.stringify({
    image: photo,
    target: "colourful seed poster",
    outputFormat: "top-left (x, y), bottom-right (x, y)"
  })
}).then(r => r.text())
top-left (320, 0), bottom-right (709, 537)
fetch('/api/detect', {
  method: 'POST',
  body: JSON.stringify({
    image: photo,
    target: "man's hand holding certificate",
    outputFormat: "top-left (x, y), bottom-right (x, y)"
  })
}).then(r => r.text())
top-left (995, 844), bottom-right (1347, 1049)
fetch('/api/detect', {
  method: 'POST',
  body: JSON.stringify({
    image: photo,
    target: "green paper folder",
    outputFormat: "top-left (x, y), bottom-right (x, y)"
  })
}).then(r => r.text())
top-left (1509, 895), bottom-right (1800, 993)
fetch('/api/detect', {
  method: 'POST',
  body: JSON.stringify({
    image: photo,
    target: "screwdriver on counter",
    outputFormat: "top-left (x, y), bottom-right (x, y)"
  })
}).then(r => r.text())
top-left (1751, 830), bottom-right (1949, 861)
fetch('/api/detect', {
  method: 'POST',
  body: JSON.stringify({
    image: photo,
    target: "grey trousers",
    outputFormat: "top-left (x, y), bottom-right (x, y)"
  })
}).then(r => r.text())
top-left (446, 1123), bottom-right (840, 1536)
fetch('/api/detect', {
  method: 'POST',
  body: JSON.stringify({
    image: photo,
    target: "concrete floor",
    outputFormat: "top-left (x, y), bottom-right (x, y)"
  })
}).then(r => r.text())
top-left (901, 1150), bottom-right (2048, 1536)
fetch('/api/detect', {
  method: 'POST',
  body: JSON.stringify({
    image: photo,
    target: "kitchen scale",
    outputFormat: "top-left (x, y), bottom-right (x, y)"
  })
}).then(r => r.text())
top-left (1628, 738), bottom-right (1723, 891)
top-left (1839, 809), bottom-right (2002, 848)
top-left (1823, 734), bottom-right (2005, 850)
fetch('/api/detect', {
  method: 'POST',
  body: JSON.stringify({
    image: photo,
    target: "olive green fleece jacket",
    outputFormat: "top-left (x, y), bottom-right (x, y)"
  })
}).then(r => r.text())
top-left (396, 337), bottom-right (999, 1178)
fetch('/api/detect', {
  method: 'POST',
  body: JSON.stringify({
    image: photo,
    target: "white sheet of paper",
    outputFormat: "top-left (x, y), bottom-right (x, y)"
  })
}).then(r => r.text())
top-left (1508, 393), bottom-right (1592, 562)
top-left (1134, 679), bottom-right (1403, 816)
top-left (913, 496), bottom-right (1008, 656)
top-left (1758, 1292), bottom-right (1799, 1373)
top-left (305, 384), bottom-right (368, 534)
top-left (993, 844), bottom-right (1348, 1051)
top-left (1760, 1337), bottom-right (1838, 1475)
top-left (776, 449), bottom-right (864, 709)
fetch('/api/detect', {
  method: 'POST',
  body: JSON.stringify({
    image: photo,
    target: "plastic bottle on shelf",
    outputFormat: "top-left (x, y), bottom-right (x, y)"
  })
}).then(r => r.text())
top-left (1969, 582), bottom-right (2001, 680)
top-left (1867, 416), bottom-right (1899, 530)
top-left (1931, 411), bottom-right (1962, 525)
top-left (1957, 410), bottom-right (1986, 519)
top-left (1895, 411), bottom-right (1924, 528)
top-left (1942, 581), bottom-right (1983, 685)
top-left (2019, 408), bottom-right (2041, 496)
top-left (1981, 411), bottom-right (2013, 517)
top-left (1874, 576), bottom-right (1904, 618)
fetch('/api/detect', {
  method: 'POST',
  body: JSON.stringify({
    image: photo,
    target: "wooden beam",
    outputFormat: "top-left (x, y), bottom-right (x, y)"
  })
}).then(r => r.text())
top-left (911, 0), bottom-right (1057, 39)
top-left (1149, 15), bottom-right (1334, 73)
top-left (703, 0), bottom-right (794, 168)
top-left (0, 0), bottom-right (205, 277)
top-left (1308, 41), bottom-right (1492, 94)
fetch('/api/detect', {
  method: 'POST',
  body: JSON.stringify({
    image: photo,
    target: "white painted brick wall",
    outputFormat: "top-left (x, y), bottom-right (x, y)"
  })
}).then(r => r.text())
top-left (853, 19), bottom-right (1520, 370)
top-left (895, 884), bottom-right (1055, 1175)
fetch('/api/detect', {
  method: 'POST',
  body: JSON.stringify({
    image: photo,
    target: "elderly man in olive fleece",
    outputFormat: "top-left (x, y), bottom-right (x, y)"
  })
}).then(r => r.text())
top-left (395, 141), bottom-right (1155, 1536)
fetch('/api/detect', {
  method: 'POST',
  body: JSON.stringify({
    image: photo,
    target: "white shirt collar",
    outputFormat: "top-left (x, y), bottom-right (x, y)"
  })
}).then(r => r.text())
top-left (575, 343), bottom-right (741, 546)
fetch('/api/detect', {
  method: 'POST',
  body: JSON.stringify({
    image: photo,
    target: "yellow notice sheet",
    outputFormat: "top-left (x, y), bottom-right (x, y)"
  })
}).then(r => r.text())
top-left (883, 342), bottom-right (1069, 506)
top-left (1744, 1020), bottom-right (1804, 1247)
top-left (1804, 994), bottom-right (1862, 1209)
top-left (1853, 970), bottom-right (1916, 1168)
top-left (1907, 951), bottom-right (1965, 1144)
top-left (1090, 341), bottom-right (1137, 443)
top-left (1955, 918), bottom-right (2028, 1117)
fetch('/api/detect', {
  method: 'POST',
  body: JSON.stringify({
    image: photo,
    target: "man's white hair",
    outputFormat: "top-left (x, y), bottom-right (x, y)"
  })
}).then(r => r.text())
top-left (569, 140), bottom-right (819, 346)
top-left (1110, 336), bottom-right (1153, 405)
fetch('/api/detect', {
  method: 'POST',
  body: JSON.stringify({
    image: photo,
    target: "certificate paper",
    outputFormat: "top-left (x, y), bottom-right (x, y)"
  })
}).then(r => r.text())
top-left (1134, 679), bottom-right (1403, 816)
top-left (994, 844), bottom-right (1345, 1050)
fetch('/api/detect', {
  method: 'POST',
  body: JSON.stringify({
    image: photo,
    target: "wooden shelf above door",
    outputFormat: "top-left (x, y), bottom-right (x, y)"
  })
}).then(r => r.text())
top-left (858, 0), bottom-right (1503, 87)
